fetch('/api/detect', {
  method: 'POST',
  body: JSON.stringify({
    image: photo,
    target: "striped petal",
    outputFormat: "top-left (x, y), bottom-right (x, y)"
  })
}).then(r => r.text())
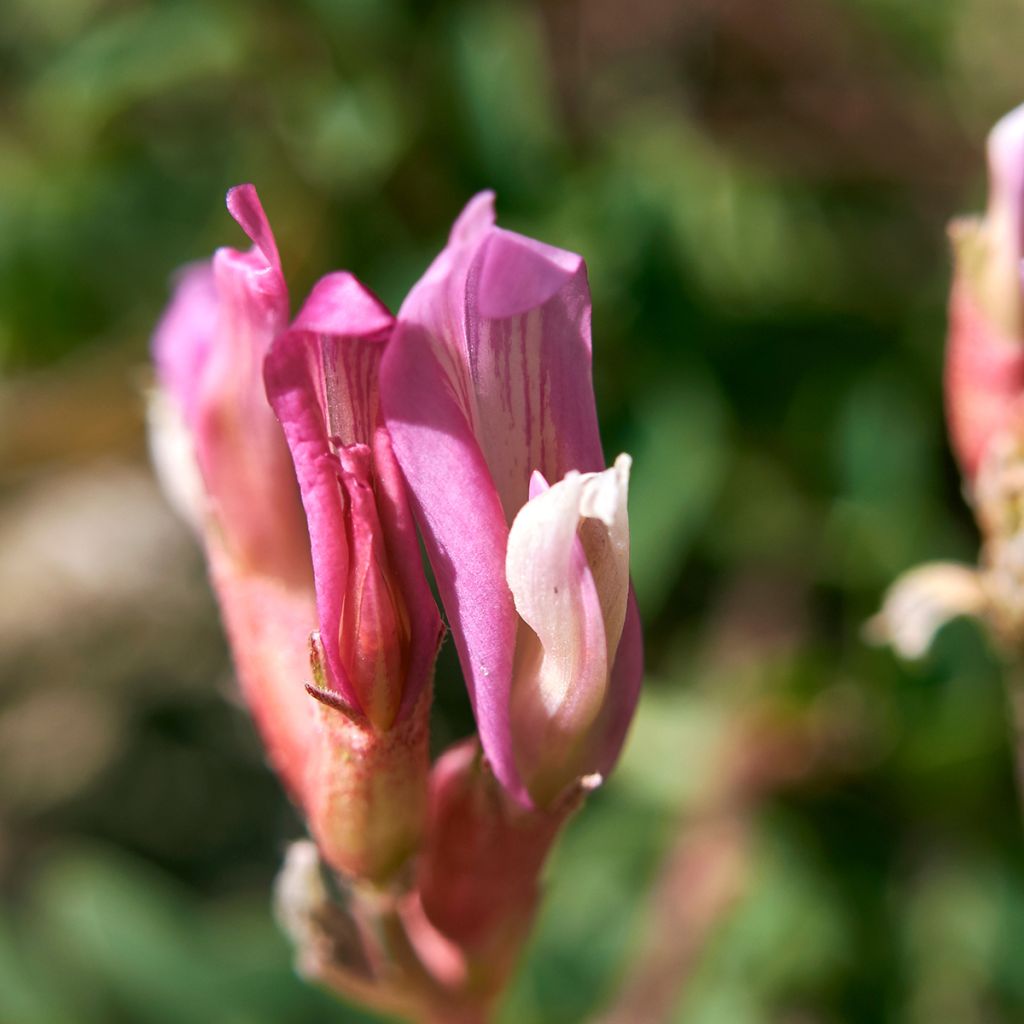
top-left (265, 272), bottom-right (442, 729)
top-left (383, 194), bottom-right (642, 803)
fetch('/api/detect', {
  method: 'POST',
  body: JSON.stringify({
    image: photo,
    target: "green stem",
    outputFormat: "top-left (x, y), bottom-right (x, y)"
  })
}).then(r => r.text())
top-left (1003, 658), bottom-right (1024, 824)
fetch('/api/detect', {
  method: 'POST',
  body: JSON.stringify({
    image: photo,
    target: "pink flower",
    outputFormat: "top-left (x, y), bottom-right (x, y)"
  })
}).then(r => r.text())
top-left (152, 186), bottom-right (441, 881)
top-left (264, 272), bottom-right (443, 732)
top-left (381, 193), bottom-right (643, 807)
top-left (946, 103), bottom-right (1024, 480)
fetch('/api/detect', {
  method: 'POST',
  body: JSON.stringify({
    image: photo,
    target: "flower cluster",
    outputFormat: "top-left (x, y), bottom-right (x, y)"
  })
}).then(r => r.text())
top-left (149, 185), bottom-right (642, 1018)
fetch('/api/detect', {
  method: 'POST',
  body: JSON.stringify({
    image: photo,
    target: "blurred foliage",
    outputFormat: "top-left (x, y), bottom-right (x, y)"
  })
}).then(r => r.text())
top-left (3, 0), bottom-right (1024, 1021)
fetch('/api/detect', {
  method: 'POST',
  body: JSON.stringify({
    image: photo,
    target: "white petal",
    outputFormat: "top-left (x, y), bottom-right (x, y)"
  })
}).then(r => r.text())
top-left (865, 562), bottom-right (987, 659)
top-left (146, 386), bottom-right (205, 535)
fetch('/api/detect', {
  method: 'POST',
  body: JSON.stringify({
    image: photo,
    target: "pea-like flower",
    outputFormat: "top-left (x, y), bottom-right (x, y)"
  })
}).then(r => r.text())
top-left (382, 193), bottom-right (643, 808)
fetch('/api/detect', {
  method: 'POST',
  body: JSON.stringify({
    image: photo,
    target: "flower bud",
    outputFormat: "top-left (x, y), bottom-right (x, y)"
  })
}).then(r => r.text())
top-left (150, 186), bottom-right (315, 798)
top-left (416, 740), bottom-right (576, 988)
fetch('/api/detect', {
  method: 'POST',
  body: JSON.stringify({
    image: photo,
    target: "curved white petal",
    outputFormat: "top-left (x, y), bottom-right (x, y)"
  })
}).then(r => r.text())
top-left (866, 561), bottom-right (987, 659)
top-left (505, 456), bottom-right (632, 802)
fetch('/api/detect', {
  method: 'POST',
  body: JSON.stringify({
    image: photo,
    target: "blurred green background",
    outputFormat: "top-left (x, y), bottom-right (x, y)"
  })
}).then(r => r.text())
top-left (2, 0), bottom-right (1024, 1021)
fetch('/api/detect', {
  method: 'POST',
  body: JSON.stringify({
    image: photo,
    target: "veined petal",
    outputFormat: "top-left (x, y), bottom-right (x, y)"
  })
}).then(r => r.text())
top-left (265, 272), bottom-right (440, 726)
top-left (382, 316), bottom-right (520, 792)
top-left (392, 193), bottom-right (605, 520)
top-left (383, 193), bottom-right (612, 802)
top-left (467, 226), bottom-right (605, 520)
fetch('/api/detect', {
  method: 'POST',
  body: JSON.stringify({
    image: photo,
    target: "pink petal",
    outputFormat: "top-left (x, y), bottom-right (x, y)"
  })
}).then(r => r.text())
top-left (382, 194), bottom-right (618, 803)
top-left (152, 186), bottom-right (309, 583)
top-left (265, 272), bottom-right (441, 725)
top-left (591, 587), bottom-right (644, 778)
top-left (382, 315), bottom-right (520, 792)
top-left (945, 278), bottom-right (1024, 478)
top-left (987, 103), bottom-right (1024, 277)
top-left (151, 261), bottom-right (218, 427)
top-left (226, 184), bottom-right (281, 271)
top-left (468, 225), bottom-right (606, 519)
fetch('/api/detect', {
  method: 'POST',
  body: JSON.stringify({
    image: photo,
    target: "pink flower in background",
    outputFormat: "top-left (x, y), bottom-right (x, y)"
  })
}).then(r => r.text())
top-left (382, 193), bottom-right (643, 808)
top-left (946, 102), bottom-right (1024, 480)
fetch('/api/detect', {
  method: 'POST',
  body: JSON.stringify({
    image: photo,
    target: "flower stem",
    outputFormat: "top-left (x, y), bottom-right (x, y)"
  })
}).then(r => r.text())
top-left (1003, 658), bottom-right (1024, 824)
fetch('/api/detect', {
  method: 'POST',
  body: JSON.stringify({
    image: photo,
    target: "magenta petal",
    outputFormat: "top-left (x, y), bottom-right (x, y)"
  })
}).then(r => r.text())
top-left (152, 261), bottom-right (218, 427)
top-left (226, 184), bottom-right (281, 271)
top-left (591, 588), bottom-right (644, 778)
top-left (475, 229), bottom-right (582, 319)
top-left (372, 425), bottom-right (446, 722)
top-left (382, 319), bottom-right (523, 798)
top-left (153, 186), bottom-right (308, 582)
top-left (384, 194), bottom-right (622, 803)
top-left (265, 272), bottom-right (440, 723)
top-left (466, 228), bottom-right (605, 523)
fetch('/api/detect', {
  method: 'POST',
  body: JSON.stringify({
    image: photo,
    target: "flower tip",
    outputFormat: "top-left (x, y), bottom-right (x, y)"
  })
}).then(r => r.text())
top-left (226, 183), bottom-right (281, 270)
top-left (579, 453), bottom-right (632, 528)
top-left (528, 469), bottom-right (551, 500)
top-left (290, 271), bottom-right (394, 340)
top-left (449, 190), bottom-right (497, 246)
top-left (476, 228), bottom-right (583, 320)
top-left (988, 102), bottom-right (1024, 183)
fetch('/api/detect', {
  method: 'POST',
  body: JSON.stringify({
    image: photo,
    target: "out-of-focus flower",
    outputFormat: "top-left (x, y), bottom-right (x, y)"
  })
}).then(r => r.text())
top-left (381, 192), bottom-right (643, 808)
top-left (874, 104), bottom-right (1024, 663)
top-left (866, 561), bottom-right (988, 659)
top-left (152, 185), bottom-right (310, 582)
top-left (947, 103), bottom-right (1024, 481)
